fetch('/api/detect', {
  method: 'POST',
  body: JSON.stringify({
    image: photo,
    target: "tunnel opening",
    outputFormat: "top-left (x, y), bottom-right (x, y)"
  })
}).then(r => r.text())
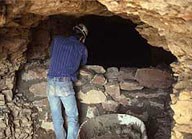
top-left (80, 15), bottom-right (176, 68)
top-left (17, 14), bottom-right (176, 139)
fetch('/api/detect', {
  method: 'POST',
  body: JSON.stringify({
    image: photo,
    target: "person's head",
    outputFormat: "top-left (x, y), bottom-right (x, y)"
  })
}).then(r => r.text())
top-left (72, 24), bottom-right (88, 43)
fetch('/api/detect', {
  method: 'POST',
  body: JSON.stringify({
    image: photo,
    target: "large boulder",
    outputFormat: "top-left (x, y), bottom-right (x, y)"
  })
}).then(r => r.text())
top-left (135, 68), bottom-right (173, 89)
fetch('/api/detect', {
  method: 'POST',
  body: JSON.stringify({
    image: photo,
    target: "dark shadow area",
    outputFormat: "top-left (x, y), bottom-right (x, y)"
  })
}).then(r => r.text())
top-left (78, 15), bottom-right (176, 68)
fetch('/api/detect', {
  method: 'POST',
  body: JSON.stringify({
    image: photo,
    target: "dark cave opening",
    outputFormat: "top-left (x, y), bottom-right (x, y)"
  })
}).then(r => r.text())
top-left (78, 15), bottom-right (176, 68)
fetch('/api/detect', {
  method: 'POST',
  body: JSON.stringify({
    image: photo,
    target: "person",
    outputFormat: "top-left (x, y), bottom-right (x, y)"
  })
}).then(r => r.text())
top-left (46, 24), bottom-right (88, 139)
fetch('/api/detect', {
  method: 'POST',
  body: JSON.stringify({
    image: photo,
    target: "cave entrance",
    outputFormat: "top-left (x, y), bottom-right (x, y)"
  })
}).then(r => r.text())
top-left (80, 15), bottom-right (176, 68)
top-left (21, 14), bottom-right (176, 139)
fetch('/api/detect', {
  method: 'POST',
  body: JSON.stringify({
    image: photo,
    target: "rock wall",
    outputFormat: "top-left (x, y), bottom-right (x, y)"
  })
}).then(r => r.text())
top-left (95, 1), bottom-right (192, 138)
top-left (17, 62), bottom-right (173, 139)
top-left (0, 0), bottom-right (192, 138)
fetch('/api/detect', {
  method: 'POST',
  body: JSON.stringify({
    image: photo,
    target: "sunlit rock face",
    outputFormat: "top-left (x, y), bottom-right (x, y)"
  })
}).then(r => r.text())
top-left (0, 0), bottom-right (192, 138)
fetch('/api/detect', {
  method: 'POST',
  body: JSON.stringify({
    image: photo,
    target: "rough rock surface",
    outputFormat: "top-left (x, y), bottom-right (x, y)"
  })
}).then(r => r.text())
top-left (0, 0), bottom-right (192, 138)
top-left (16, 64), bottom-right (173, 139)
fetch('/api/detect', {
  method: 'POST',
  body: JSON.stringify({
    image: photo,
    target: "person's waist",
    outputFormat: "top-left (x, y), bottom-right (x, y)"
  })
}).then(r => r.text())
top-left (47, 76), bottom-right (71, 82)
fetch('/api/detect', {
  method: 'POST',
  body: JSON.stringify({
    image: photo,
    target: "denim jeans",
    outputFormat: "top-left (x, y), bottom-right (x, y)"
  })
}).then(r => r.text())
top-left (47, 77), bottom-right (79, 139)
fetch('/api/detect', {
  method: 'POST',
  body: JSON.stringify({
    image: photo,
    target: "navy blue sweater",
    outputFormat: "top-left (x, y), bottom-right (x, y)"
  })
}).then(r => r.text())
top-left (48, 35), bottom-right (88, 81)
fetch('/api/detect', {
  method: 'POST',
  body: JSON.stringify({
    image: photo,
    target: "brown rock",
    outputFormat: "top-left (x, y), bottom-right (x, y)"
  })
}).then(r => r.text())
top-left (0, 119), bottom-right (6, 128)
top-left (174, 124), bottom-right (192, 134)
top-left (0, 94), bottom-right (5, 106)
top-left (79, 68), bottom-right (94, 79)
top-left (33, 98), bottom-right (49, 107)
top-left (171, 100), bottom-right (192, 125)
top-left (5, 127), bottom-right (11, 137)
top-left (105, 81), bottom-right (121, 99)
top-left (179, 90), bottom-right (192, 101)
top-left (78, 90), bottom-right (107, 104)
top-left (29, 82), bottom-right (47, 97)
top-left (118, 67), bottom-right (137, 81)
top-left (2, 90), bottom-right (13, 102)
top-left (120, 80), bottom-right (143, 91)
top-left (0, 130), bottom-right (5, 139)
top-left (105, 67), bottom-right (119, 80)
top-left (81, 83), bottom-right (105, 93)
top-left (91, 74), bottom-right (106, 85)
top-left (5, 77), bottom-right (14, 90)
top-left (114, 94), bottom-right (129, 106)
top-left (84, 65), bottom-right (106, 74)
top-left (135, 68), bottom-right (173, 89)
top-left (22, 68), bottom-right (47, 81)
top-left (102, 100), bottom-right (119, 112)
top-left (27, 29), bottom-right (50, 60)
top-left (0, 79), bottom-right (5, 91)
top-left (86, 106), bottom-right (99, 118)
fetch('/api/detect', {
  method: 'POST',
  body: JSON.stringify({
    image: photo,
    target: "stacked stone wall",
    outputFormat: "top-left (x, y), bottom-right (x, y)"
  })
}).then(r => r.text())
top-left (16, 61), bottom-right (174, 139)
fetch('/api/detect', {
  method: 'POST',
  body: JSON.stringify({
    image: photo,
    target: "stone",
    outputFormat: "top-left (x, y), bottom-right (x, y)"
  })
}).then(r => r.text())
top-left (86, 106), bottom-right (99, 119)
top-left (29, 82), bottom-right (47, 97)
top-left (79, 68), bottom-right (94, 79)
top-left (81, 83), bottom-right (105, 93)
top-left (5, 77), bottom-right (14, 90)
top-left (105, 67), bottom-right (119, 79)
top-left (78, 90), bottom-right (107, 104)
top-left (33, 98), bottom-right (49, 107)
top-left (2, 90), bottom-right (13, 102)
top-left (0, 131), bottom-right (5, 139)
top-left (179, 90), bottom-right (192, 101)
top-left (84, 65), bottom-right (106, 73)
top-left (91, 74), bottom-right (106, 85)
top-left (120, 80), bottom-right (144, 91)
top-left (174, 81), bottom-right (192, 90)
top-left (18, 133), bottom-right (29, 139)
top-left (171, 130), bottom-right (185, 139)
top-left (114, 94), bottom-right (129, 106)
top-left (174, 124), bottom-right (192, 134)
top-left (13, 120), bottom-right (20, 127)
top-left (0, 79), bottom-right (5, 91)
top-left (0, 1), bottom-right (192, 138)
top-left (41, 121), bottom-right (54, 130)
top-left (105, 81), bottom-right (121, 99)
top-left (171, 100), bottom-right (192, 125)
top-left (5, 127), bottom-right (11, 137)
top-left (102, 100), bottom-right (119, 112)
top-left (0, 14), bottom-right (6, 27)
top-left (0, 120), bottom-right (6, 128)
top-left (170, 94), bottom-right (178, 104)
top-left (135, 68), bottom-right (173, 89)
top-left (22, 67), bottom-right (47, 81)
top-left (118, 67), bottom-right (137, 81)
top-left (0, 94), bottom-right (5, 106)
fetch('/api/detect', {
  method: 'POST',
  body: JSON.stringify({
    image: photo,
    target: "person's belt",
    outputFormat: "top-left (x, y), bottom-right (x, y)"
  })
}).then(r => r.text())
top-left (48, 77), bottom-right (71, 81)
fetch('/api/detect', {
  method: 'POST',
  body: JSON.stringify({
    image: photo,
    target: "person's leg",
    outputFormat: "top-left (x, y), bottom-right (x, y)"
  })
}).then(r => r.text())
top-left (48, 95), bottom-right (66, 139)
top-left (47, 79), bottom-right (66, 139)
top-left (60, 95), bottom-right (79, 139)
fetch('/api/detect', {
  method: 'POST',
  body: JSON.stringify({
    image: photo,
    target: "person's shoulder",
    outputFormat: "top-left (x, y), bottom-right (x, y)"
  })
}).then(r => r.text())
top-left (53, 35), bottom-right (66, 40)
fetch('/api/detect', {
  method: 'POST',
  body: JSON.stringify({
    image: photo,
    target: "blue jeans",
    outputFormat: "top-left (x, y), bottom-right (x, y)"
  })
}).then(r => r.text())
top-left (47, 77), bottom-right (79, 139)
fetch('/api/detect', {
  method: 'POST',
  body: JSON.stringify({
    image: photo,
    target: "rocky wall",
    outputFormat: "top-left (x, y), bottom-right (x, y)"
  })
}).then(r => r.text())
top-left (95, 1), bottom-right (192, 138)
top-left (0, 30), bottom-right (34, 138)
top-left (0, 1), bottom-right (192, 138)
top-left (17, 62), bottom-right (174, 139)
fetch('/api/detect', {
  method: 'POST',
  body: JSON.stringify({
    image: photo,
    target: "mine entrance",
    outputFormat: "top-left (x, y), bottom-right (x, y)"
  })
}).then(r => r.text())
top-left (20, 15), bottom-right (177, 139)
top-left (79, 15), bottom-right (176, 68)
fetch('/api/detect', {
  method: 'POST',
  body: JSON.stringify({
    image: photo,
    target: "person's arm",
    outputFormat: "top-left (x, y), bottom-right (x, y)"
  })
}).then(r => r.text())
top-left (81, 47), bottom-right (88, 65)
